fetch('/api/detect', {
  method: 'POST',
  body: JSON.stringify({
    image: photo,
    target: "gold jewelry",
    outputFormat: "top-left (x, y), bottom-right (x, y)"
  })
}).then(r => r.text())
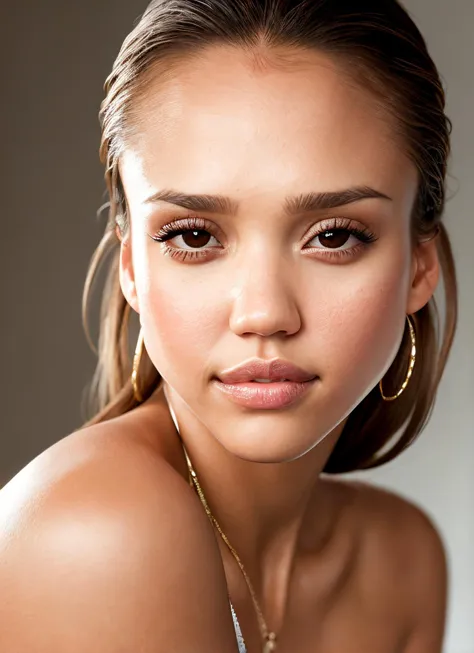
top-left (163, 317), bottom-right (416, 648)
top-left (379, 315), bottom-right (416, 401)
top-left (181, 442), bottom-right (278, 653)
top-left (131, 328), bottom-right (145, 403)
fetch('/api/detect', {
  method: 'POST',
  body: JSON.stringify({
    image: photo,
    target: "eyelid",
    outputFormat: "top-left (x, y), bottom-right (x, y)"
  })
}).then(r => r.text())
top-left (308, 216), bottom-right (364, 233)
top-left (157, 215), bottom-right (213, 232)
top-left (155, 214), bottom-right (369, 236)
top-left (150, 213), bottom-right (377, 263)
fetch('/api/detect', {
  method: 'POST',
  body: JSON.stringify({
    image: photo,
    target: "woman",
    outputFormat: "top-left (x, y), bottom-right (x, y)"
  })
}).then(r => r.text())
top-left (0, 0), bottom-right (457, 651)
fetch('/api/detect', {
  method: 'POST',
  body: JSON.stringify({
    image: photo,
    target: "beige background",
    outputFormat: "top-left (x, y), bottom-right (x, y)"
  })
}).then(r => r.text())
top-left (1, 1), bottom-right (472, 651)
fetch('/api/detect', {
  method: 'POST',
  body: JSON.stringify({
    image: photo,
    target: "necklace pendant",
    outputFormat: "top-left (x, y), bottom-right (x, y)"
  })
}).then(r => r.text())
top-left (263, 632), bottom-right (277, 652)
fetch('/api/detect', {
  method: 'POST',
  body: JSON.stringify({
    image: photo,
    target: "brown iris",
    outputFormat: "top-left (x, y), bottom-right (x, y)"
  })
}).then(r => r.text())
top-left (181, 230), bottom-right (212, 248)
top-left (318, 229), bottom-right (350, 249)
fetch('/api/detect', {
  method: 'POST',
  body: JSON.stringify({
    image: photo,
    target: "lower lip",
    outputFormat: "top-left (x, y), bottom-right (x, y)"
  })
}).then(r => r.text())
top-left (213, 378), bottom-right (318, 409)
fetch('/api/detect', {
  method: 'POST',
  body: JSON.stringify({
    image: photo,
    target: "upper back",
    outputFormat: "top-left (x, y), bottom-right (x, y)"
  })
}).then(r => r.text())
top-left (0, 409), bottom-right (240, 652)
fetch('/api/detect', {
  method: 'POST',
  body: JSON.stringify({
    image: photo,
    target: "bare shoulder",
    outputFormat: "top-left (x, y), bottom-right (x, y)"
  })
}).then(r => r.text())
top-left (0, 413), bottom-right (238, 652)
top-left (0, 406), bottom-right (189, 540)
top-left (343, 478), bottom-right (444, 537)
top-left (341, 478), bottom-right (448, 651)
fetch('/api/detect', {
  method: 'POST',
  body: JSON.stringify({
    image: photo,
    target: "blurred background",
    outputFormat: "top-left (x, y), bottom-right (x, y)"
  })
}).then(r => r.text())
top-left (1, 1), bottom-right (472, 651)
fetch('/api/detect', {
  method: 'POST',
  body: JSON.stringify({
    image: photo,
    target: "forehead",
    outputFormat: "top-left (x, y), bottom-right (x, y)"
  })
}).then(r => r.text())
top-left (121, 46), bottom-right (417, 210)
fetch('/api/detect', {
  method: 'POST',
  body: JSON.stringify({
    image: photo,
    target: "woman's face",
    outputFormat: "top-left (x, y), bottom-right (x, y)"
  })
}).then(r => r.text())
top-left (119, 47), bottom-right (437, 462)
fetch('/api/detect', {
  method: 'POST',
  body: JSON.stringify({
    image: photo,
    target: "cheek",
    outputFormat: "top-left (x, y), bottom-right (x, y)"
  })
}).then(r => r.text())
top-left (312, 256), bottom-right (411, 407)
top-left (138, 272), bottom-right (222, 384)
top-left (130, 222), bottom-right (236, 394)
top-left (135, 229), bottom-right (412, 422)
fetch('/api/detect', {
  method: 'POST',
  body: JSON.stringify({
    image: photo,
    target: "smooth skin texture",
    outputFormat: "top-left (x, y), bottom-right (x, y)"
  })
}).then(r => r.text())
top-left (0, 47), bottom-right (446, 652)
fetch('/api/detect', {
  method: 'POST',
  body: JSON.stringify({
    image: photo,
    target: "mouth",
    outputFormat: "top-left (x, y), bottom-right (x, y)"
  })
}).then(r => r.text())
top-left (212, 377), bottom-right (319, 410)
top-left (217, 378), bottom-right (313, 384)
top-left (214, 375), bottom-right (318, 386)
top-left (216, 357), bottom-right (317, 385)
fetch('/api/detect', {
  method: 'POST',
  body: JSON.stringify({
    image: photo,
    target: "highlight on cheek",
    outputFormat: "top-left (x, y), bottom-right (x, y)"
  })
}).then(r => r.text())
top-left (148, 214), bottom-right (379, 263)
top-left (77, 1), bottom-right (461, 650)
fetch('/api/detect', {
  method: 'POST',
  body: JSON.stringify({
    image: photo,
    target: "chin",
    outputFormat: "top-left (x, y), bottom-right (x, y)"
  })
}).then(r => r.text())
top-left (212, 420), bottom-right (334, 464)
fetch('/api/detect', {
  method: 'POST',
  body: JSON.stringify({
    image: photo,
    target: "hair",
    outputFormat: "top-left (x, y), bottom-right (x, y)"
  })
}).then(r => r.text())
top-left (82, 0), bottom-right (457, 473)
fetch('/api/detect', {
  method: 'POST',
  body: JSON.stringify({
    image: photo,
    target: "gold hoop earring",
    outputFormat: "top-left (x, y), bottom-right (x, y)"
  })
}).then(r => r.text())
top-left (131, 328), bottom-right (145, 403)
top-left (379, 315), bottom-right (416, 402)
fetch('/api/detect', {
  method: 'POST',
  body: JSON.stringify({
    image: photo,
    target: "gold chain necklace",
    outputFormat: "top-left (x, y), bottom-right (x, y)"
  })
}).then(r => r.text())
top-left (180, 440), bottom-right (278, 653)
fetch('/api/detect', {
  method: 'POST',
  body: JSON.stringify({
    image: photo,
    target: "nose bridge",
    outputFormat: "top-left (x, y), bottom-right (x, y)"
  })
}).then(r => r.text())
top-left (228, 244), bottom-right (301, 337)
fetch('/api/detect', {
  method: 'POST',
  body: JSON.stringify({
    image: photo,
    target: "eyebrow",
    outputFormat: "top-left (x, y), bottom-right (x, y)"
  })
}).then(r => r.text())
top-left (143, 185), bottom-right (392, 216)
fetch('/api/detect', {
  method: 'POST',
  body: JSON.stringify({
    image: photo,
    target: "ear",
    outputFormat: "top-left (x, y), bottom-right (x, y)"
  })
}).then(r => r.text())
top-left (118, 228), bottom-right (140, 314)
top-left (406, 236), bottom-right (440, 315)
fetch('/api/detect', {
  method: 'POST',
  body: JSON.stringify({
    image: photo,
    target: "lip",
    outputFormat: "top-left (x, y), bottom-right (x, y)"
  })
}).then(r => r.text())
top-left (216, 358), bottom-right (316, 384)
top-left (213, 378), bottom-right (318, 409)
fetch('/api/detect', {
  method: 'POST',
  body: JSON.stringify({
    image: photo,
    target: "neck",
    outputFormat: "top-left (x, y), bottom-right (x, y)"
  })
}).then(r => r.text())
top-left (155, 384), bottom-right (345, 623)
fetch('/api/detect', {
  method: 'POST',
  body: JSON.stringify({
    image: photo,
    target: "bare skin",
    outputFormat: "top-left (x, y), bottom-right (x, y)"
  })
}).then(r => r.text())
top-left (0, 390), bottom-right (446, 652)
top-left (0, 46), bottom-right (446, 651)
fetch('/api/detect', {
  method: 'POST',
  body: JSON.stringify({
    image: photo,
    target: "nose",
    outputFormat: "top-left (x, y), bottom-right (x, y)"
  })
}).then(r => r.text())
top-left (228, 253), bottom-right (302, 338)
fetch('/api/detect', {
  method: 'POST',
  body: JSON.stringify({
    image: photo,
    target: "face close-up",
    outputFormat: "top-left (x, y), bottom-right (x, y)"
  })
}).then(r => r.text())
top-left (118, 46), bottom-right (437, 463)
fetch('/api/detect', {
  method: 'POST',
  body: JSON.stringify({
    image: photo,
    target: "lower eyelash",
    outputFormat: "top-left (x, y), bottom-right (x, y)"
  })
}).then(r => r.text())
top-left (161, 246), bottom-right (208, 262)
top-left (151, 217), bottom-right (216, 261)
top-left (151, 216), bottom-right (377, 262)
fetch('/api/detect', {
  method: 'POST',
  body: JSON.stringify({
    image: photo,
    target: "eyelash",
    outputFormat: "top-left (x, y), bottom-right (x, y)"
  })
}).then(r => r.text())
top-left (149, 215), bottom-right (378, 263)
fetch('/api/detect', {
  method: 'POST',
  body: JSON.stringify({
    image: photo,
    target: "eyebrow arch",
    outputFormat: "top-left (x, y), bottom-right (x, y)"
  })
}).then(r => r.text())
top-left (143, 185), bottom-right (392, 216)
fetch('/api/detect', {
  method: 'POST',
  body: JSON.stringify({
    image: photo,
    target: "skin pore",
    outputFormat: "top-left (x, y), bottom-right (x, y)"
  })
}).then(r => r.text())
top-left (118, 46), bottom-right (441, 650)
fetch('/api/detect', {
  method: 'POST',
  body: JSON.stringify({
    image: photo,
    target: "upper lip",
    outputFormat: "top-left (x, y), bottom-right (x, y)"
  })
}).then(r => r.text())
top-left (216, 358), bottom-right (317, 384)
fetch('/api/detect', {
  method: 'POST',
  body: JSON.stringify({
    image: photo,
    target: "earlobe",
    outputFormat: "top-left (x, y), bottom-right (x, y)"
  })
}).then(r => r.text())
top-left (119, 238), bottom-right (140, 314)
top-left (406, 238), bottom-right (440, 315)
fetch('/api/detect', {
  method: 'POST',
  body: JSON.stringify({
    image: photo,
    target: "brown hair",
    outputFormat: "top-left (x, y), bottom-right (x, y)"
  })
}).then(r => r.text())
top-left (82, 0), bottom-right (457, 473)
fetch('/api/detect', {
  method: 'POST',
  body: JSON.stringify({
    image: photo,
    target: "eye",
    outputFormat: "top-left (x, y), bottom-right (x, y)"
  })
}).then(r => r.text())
top-left (304, 217), bottom-right (377, 259)
top-left (310, 229), bottom-right (359, 250)
top-left (149, 215), bottom-right (378, 263)
top-left (164, 228), bottom-right (218, 251)
top-left (149, 216), bottom-right (222, 262)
